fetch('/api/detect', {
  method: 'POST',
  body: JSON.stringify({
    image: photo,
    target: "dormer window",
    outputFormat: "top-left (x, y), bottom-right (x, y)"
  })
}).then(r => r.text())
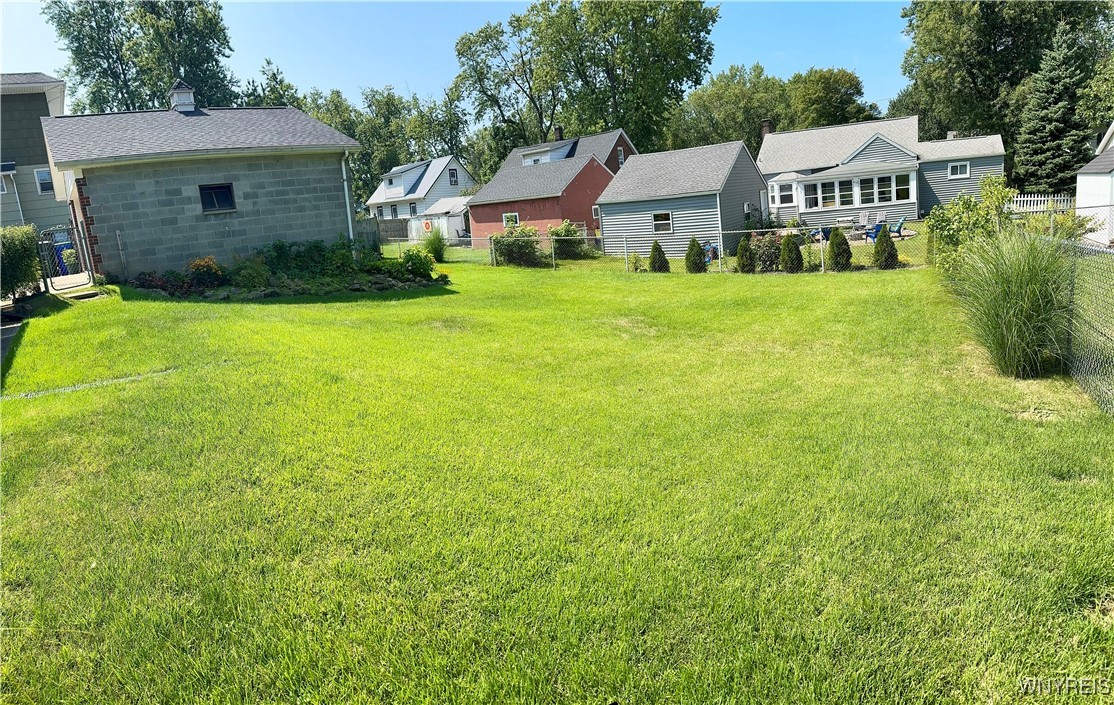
top-left (449, 168), bottom-right (458, 186)
top-left (388, 178), bottom-right (394, 186)
top-left (617, 147), bottom-right (625, 167)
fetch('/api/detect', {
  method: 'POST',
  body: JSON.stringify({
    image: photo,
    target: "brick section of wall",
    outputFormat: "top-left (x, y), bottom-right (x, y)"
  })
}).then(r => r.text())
top-left (81, 152), bottom-right (350, 277)
top-left (558, 158), bottom-right (613, 231)
top-left (73, 177), bottom-right (103, 270)
top-left (469, 197), bottom-right (563, 246)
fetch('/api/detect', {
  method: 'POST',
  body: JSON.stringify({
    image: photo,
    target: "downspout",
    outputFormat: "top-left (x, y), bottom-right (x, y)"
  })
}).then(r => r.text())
top-left (8, 174), bottom-right (26, 224)
top-left (341, 151), bottom-right (355, 244)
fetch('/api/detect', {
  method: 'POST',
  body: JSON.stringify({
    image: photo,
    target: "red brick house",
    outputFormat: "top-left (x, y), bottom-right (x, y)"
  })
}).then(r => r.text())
top-left (468, 128), bottom-right (636, 244)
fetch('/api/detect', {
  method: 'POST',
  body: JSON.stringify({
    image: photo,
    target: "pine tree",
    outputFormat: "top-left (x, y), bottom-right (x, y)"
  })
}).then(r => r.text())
top-left (779, 232), bottom-right (803, 273)
top-left (1013, 22), bottom-right (1094, 194)
top-left (649, 240), bottom-right (670, 273)
top-left (828, 228), bottom-right (852, 272)
top-left (685, 238), bottom-right (706, 273)
top-left (736, 234), bottom-right (755, 273)
top-left (873, 229), bottom-right (899, 269)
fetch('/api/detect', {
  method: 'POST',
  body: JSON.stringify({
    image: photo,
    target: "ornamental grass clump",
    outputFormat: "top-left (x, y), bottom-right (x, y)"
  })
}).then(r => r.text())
top-left (736, 234), bottom-right (755, 273)
top-left (951, 232), bottom-right (1073, 378)
top-left (423, 227), bottom-right (447, 263)
top-left (780, 232), bottom-right (803, 273)
top-left (649, 240), bottom-right (670, 273)
top-left (685, 237), bottom-right (706, 273)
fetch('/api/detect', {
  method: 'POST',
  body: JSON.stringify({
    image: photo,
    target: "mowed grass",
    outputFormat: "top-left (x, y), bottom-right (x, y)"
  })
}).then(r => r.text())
top-left (2, 263), bottom-right (1113, 704)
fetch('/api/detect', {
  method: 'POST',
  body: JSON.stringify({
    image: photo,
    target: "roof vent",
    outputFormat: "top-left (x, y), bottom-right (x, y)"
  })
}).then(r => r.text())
top-left (168, 79), bottom-right (196, 113)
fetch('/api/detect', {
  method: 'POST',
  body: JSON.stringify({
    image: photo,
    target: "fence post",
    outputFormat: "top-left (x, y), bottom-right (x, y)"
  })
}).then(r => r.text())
top-left (820, 230), bottom-right (826, 273)
top-left (718, 230), bottom-right (724, 273)
top-left (551, 236), bottom-right (556, 270)
top-left (623, 234), bottom-right (629, 273)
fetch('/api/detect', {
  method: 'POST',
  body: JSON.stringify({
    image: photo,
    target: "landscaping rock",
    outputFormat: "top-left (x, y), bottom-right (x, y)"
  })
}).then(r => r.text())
top-left (244, 290), bottom-right (265, 300)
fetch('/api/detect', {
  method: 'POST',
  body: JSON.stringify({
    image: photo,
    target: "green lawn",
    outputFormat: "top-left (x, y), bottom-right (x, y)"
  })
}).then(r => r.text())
top-left (2, 263), bottom-right (1112, 703)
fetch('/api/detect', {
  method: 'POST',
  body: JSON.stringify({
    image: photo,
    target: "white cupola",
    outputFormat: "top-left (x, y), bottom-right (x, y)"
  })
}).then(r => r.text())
top-left (168, 79), bottom-right (196, 113)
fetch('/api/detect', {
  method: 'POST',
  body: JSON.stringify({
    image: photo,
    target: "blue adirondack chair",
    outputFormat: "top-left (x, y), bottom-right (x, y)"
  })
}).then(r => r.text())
top-left (888, 216), bottom-right (907, 236)
top-left (864, 223), bottom-right (885, 243)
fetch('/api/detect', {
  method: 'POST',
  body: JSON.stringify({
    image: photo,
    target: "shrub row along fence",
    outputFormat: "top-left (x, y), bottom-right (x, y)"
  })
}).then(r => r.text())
top-left (380, 221), bottom-right (931, 275)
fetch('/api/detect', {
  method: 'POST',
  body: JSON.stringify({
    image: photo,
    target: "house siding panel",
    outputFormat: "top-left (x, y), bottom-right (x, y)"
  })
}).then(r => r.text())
top-left (600, 194), bottom-right (719, 257)
top-left (918, 155), bottom-right (1004, 215)
top-left (1, 166), bottom-right (72, 229)
top-left (845, 136), bottom-right (917, 165)
top-left (718, 147), bottom-right (767, 238)
top-left (0, 94), bottom-right (51, 166)
top-left (798, 200), bottom-right (918, 227)
top-left (79, 152), bottom-right (349, 277)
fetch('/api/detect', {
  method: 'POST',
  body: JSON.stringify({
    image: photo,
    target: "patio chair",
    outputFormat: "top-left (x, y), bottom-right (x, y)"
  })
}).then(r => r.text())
top-left (887, 217), bottom-right (907, 237)
top-left (864, 223), bottom-right (885, 243)
top-left (876, 210), bottom-right (889, 223)
top-left (851, 211), bottom-right (870, 234)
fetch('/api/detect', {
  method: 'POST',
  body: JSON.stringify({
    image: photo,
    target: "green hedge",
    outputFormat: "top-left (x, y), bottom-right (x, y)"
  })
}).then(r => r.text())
top-left (1, 225), bottom-right (41, 300)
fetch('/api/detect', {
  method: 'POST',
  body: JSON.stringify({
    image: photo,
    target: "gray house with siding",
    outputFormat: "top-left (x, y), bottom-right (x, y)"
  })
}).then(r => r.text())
top-left (365, 155), bottom-right (475, 219)
top-left (0, 73), bottom-right (72, 230)
top-left (596, 141), bottom-right (766, 256)
top-left (756, 116), bottom-right (1005, 226)
top-left (40, 82), bottom-right (359, 278)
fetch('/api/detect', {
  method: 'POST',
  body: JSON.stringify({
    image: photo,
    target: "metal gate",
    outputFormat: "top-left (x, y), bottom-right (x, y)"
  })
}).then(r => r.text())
top-left (37, 224), bottom-right (94, 292)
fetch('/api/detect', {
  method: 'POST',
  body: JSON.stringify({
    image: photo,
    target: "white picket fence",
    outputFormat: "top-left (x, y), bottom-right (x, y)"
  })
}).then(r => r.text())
top-left (1010, 193), bottom-right (1075, 213)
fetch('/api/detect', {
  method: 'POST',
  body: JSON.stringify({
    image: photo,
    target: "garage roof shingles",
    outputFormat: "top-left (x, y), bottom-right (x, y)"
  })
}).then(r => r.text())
top-left (597, 141), bottom-right (746, 204)
top-left (41, 106), bottom-right (359, 167)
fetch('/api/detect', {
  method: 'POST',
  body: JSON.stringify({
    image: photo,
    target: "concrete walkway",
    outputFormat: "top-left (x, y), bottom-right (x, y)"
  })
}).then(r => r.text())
top-left (1, 321), bottom-right (24, 366)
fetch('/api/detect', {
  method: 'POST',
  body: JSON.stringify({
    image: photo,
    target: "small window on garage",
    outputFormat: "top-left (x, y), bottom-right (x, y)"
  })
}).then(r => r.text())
top-left (199, 183), bottom-right (235, 213)
top-left (503, 212), bottom-right (519, 228)
top-left (34, 168), bottom-right (55, 195)
top-left (592, 205), bottom-right (600, 221)
top-left (652, 212), bottom-right (672, 233)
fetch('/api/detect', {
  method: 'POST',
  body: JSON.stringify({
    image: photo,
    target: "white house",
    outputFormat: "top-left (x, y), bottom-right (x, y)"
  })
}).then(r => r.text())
top-left (1076, 121), bottom-right (1114, 247)
top-left (366, 155), bottom-right (475, 219)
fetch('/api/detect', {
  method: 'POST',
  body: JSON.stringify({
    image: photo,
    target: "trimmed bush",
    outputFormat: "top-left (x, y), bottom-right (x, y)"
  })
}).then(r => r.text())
top-left (736, 234), bottom-right (755, 273)
top-left (951, 232), bottom-right (1073, 378)
top-left (627, 252), bottom-right (646, 273)
top-left (1, 224), bottom-right (41, 300)
top-left (828, 228), bottom-right (852, 272)
top-left (649, 240), bottom-right (670, 273)
top-left (187, 255), bottom-right (226, 288)
top-left (780, 232), bottom-right (803, 273)
top-left (62, 248), bottom-right (80, 274)
top-left (402, 248), bottom-right (436, 279)
top-left (549, 220), bottom-right (593, 259)
top-left (685, 238), bottom-right (706, 273)
top-left (493, 226), bottom-right (545, 267)
top-left (229, 257), bottom-right (270, 289)
top-left (423, 227), bottom-right (447, 263)
top-left (873, 229), bottom-right (899, 270)
top-left (755, 234), bottom-right (780, 273)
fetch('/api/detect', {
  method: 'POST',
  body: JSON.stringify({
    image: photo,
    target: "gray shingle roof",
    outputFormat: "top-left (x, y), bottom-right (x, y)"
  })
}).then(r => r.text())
top-left (916, 135), bottom-right (1005, 160)
top-left (41, 106), bottom-right (359, 168)
top-left (1079, 149), bottom-right (1114, 175)
top-left (757, 117), bottom-right (919, 175)
top-left (424, 196), bottom-right (471, 215)
top-left (1, 72), bottom-right (62, 86)
top-left (756, 116), bottom-right (1005, 176)
top-left (469, 155), bottom-right (599, 205)
top-left (596, 141), bottom-right (746, 204)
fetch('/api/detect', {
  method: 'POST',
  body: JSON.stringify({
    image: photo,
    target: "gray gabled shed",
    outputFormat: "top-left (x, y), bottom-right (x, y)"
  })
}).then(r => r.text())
top-left (595, 141), bottom-right (766, 257)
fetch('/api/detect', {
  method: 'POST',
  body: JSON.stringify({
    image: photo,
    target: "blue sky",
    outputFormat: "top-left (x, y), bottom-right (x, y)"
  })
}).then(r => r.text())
top-left (2, 1), bottom-right (912, 111)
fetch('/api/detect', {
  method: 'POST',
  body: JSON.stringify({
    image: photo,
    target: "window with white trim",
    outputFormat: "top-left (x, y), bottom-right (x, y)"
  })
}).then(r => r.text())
top-left (503, 212), bottom-right (519, 227)
top-left (390, 204), bottom-right (398, 219)
top-left (803, 183), bottom-right (819, 210)
top-left (592, 205), bottom-right (600, 221)
top-left (895, 173), bottom-right (911, 201)
top-left (838, 180), bottom-right (854, 207)
top-left (769, 183), bottom-right (794, 206)
top-left (652, 211), bottom-right (672, 233)
top-left (617, 147), bottom-right (625, 167)
top-left (376, 206), bottom-right (384, 219)
top-left (860, 178), bottom-right (875, 205)
top-left (409, 202), bottom-right (417, 217)
top-left (34, 168), bottom-right (55, 195)
top-left (448, 168), bottom-right (458, 186)
top-left (388, 177), bottom-right (394, 186)
top-left (801, 172), bottom-right (915, 211)
top-left (820, 181), bottom-right (836, 208)
top-left (877, 175), bottom-right (893, 203)
top-left (948, 162), bottom-right (970, 179)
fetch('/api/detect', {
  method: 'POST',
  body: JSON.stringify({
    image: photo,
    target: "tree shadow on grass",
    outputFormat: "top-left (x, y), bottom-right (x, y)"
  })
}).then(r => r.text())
top-left (116, 284), bottom-right (460, 306)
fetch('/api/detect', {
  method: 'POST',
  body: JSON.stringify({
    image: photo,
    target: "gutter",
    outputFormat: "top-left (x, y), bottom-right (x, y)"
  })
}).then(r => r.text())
top-left (49, 143), bottom-right (359, 171)
top-left (341, 151), bottom-right (355, 243)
